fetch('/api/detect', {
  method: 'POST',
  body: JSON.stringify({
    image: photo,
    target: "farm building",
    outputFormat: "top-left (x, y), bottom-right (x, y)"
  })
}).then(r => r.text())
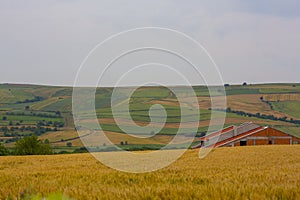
top-left (194, 122), bottom-right (300, 148)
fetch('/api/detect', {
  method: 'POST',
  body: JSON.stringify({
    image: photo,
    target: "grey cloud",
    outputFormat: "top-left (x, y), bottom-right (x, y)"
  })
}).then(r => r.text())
top-left (0, 0), bottom-right (299, 85)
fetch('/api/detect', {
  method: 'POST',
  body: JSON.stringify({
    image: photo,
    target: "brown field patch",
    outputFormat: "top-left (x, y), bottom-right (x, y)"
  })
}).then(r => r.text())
top-left (263, 94), bottom-right (300, 102)
top-left (50, 131), bottom-right (175, 146)
top-left (39, 130), bottom-right (78, 143)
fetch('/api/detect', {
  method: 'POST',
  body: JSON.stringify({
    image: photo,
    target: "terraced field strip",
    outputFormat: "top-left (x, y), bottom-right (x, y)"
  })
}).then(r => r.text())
top-left (30, 97), bottom-right (61, 110)
top-left (263, 94), bottom-right (300, 102)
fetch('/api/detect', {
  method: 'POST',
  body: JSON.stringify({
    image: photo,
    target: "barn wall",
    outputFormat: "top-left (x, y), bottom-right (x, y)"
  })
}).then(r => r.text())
top-left (252, 128), bottom-right (287, 137)
top-left (233, 139), bottom-right (270, 146)
top-left (226, 127), bottom-right (300, 147)
top-left (234, 142), bottom-right (240, 147)
top-left (254, 139), bottom-right (270, 145)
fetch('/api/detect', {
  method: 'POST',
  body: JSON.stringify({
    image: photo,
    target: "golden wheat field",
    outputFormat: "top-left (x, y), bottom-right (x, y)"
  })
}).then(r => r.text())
top-left (0, 145), bottom-right (300, 200)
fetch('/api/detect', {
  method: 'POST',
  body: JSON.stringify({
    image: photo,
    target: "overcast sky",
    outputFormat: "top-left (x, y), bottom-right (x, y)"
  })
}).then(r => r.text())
top-left (0, 0), bottom-right (300, 86)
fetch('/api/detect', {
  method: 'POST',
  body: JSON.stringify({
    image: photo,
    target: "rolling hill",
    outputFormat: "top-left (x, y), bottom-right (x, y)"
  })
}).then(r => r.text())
top-left (1, 83), bottom-right (300, 152)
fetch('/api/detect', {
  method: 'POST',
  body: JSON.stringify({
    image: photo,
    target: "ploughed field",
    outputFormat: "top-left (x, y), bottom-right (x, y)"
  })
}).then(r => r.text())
top-left (0, 145), bottom-right (300, 199)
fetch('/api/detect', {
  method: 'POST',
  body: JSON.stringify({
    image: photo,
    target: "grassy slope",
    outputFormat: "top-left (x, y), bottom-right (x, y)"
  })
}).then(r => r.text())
top-left (271, 101), bottom-right (300, 119)
top-left (0, 146), bottom-right (300, 199)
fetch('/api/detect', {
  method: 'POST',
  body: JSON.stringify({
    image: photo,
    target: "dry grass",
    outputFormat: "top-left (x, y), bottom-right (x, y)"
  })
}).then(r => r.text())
top-left (197, 94), bottom-right (291, 118)
top-left (154, 94), bottom-right (288, 119)
top-left (46, 130), bottom-right (175, 146)
top-left (39, 130), bottom-right (78, 143)
top-left (30, 97), bottom-right (61, 110)
top-left (263, 94), bottom-right (300, 102)
top-left (0, 145), bottom-right (300, 199)
top-left (99, 117), bottom-right (291, 129)
top-left (99, 117), bottom-right (199, 129)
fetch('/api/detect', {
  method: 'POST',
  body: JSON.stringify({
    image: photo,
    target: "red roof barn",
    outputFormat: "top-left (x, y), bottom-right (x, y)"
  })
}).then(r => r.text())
top-left (194, 122), bottom-right (300, 148)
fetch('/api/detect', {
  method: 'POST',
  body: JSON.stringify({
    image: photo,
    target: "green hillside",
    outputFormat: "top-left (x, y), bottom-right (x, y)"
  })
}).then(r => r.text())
top-left (0, 83), bottom-right (300, 152)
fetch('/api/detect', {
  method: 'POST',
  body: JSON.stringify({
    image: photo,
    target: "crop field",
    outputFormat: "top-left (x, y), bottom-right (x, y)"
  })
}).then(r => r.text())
top-left (30, 97), bottom-right (61, 111)
top-left (38, 130), bottom-right (79, 143)
top-left (40, 98), bottom-right (72, 112)
top-left (1, 83), bottom-right (300, 199)
top-left (263, 94), bottom-right (300, 102)
top-left (0, 145), bottom-right (299, 199)
top-left (43, 130), bottom-right (175, 147)
top-left (248, 83), bottom-right (300, 94)
top-left (0, 114), bottom-right (63, 124)
top-left (1, 83), bottom-right (300, 151)
top-left (271, 101), bottom-right (300, 119)
top-left (0, 88), bottom-right (34, 104)
top-left (259, 86), bottom-right (300, 94)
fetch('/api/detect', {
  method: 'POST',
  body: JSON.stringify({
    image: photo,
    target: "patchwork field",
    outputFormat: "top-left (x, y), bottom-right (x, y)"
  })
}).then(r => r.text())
top-left (0, 145), bottom-right (299, 199)
top-left (1, 83), bottom-right (300, 151)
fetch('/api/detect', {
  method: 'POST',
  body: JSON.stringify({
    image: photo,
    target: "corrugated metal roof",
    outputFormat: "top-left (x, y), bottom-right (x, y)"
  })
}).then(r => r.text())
top-left (193, 122), bottom-right (264, 148)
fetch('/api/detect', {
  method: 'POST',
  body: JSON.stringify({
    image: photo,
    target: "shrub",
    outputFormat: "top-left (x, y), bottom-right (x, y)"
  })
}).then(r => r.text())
top-left (66, 142), bottom-right (72, 147)
top-left (0, 143), bottom-right (9, 156)
top-left (14, 135), bottom-right (53, 155)
top-left (73, 147), bottom-right (88, 153)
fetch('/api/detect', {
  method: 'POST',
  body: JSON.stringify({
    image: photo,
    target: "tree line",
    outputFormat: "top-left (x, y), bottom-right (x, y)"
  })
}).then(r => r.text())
top-left (5, 111), bottom-right (62, 118)
top-left (212, 107), bottom-right (300, 125)
top-left (16, 96), bottom-right (43, 104)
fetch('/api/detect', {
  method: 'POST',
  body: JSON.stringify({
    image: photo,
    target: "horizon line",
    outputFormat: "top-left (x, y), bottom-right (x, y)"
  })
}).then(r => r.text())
top-left (1, 81), bottom-right (299, 88)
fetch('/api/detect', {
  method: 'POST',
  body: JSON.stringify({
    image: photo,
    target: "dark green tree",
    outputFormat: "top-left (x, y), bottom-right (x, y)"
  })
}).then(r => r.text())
top-left (14, 135), bottom-right (53, 155)
top-left (0, 143), bottom-right (9, 156)
top-left (44, 139), bottom-right (50, 144)
top-left (66, 142), bottom-right (72, 147)
top-left (260, 96), bottom-right (264, 101)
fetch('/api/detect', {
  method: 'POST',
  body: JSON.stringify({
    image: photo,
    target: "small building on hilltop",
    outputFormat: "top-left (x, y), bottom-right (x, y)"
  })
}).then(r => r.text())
top-left (194, 122), bottom-right (300, 148)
